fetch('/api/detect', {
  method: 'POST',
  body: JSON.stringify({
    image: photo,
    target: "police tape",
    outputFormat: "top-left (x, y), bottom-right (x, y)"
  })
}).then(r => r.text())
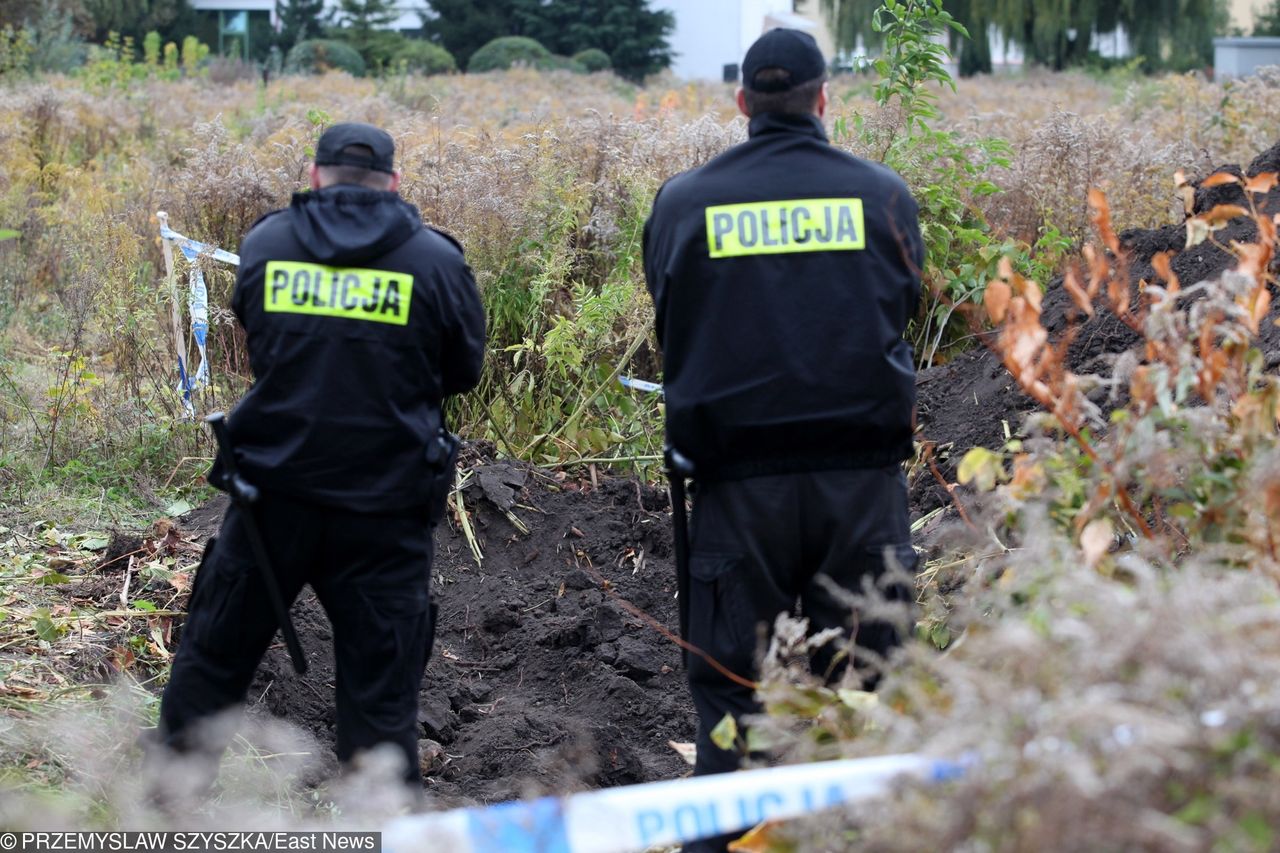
top-left (159, 220), bottom-right (242, 267)
top-left (157, 212), bottom-right (239, 417)
top-left (381, 753), bottom-right (965, 853)
top-left (618, 376), bottom-right (663, 395)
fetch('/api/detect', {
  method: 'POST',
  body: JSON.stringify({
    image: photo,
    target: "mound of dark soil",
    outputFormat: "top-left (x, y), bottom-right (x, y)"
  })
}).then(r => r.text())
top-left (183, 464), bottom-right (692, 806)
top-left (913, 140), bottom-right (1280, 513)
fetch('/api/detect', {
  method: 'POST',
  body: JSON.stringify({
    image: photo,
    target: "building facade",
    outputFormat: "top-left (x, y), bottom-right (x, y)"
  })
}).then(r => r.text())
top-left (650, 0), bottom-right (835, 81)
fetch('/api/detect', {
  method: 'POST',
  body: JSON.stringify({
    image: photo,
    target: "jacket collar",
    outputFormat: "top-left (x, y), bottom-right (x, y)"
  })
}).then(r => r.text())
top-left (747, 112), bottom-right (828, 142)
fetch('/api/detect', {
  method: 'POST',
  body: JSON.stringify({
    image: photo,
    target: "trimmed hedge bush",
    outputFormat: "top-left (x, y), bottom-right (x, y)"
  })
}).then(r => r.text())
top-left (467, 36), bottom-right (552, 72)
top-left (393, 39), bottom-right (456, 75)
top-left (572, 48), bottom-right (611, 73)
top-left (285, 39), bottom-right (366, 77)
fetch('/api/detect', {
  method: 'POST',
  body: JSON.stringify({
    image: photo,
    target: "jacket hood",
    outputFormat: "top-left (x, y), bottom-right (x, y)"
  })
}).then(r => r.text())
top-left (288, 185), bottom-right (422, 265)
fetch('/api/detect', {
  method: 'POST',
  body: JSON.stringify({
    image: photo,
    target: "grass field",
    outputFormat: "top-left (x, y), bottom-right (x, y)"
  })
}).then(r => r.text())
top-left (5, 61), bottom-right (1280, 847)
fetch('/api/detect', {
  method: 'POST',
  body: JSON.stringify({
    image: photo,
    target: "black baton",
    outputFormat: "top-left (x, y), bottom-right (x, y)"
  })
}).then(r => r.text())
top-left (664, 445), bottom-right (695, 668)
top-left (206, 412), bottom-right (308, 675)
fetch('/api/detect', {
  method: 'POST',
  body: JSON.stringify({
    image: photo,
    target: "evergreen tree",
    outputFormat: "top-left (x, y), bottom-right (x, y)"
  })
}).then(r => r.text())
top-left (519, 0), bottom-right (674, 81)
top-left (420, 0), bottom-right (537, 69)
top-left (276, 0), bottom-right (325, 51)
top-left (333, 0), bottom-right (402, 70)
top-left (421, 0), bottom-right (672, 80)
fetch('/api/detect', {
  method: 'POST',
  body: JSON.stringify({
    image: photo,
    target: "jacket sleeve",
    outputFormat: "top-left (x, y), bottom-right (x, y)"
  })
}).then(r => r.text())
top-left (437, 255), bottom-right (486, 398)
top-left (642, 182), bottom-right (669, 349)
top-left (894, 187), bottom-right (924, 331)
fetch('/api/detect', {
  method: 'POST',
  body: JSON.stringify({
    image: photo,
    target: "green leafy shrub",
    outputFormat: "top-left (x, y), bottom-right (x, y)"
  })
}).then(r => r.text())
top-left (0, 25), bottom-right (33, 78)
top-left (285, 38), bottom-right (366, 77)
top-left (572, 48), bottom-right (611, 73)
top-left (833, 0), bottom-right (1013, 366)
top-left (392, 39), bottom-right (456, 75)
top-left (467, 36), bottom-right (552, 72)
top-left (180, 35), bottom-right (208, 76)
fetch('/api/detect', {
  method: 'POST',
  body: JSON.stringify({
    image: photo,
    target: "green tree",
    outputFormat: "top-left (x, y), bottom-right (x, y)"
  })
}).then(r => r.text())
top-left (1259, 0), bottom-right (1280, 35)
top-left (822, 0), bottom-right (1228, 74)
top-left (820, 0), bottom-right (882, 56)
top-left (421, 0), bottom-right (672, 80)
top-left (419, 0), bottom-right (536, 68)
top-left (1115, 0), bottom-right (1226, 71)
top-left (332, 0), bottom-right (403, 70)
top-left (276, 0), bottom-right (325, 51)
top-left (79, 0), bottom-right (197, 44)
top-left (947, 0), bottom-right (990, 74)
top-left (517, 0), bottom-right (673, 81)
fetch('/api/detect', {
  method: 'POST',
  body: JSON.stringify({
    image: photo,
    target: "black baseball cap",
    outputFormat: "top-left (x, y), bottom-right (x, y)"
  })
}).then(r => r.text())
top-left (742, 28), bottom-right (827, 92)
top-left (315, 122), bottom-right (396, 174)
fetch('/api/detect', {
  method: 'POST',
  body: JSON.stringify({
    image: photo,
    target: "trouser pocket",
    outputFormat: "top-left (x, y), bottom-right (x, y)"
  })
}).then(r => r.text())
top-left (687, 553), bottom-right (755, 680)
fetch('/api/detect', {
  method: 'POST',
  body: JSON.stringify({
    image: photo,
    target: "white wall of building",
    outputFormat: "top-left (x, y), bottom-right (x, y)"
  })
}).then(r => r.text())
top-left (653, 0), bottom-right (819, 82)
top-left (651, 0), bottom-right (742, 81)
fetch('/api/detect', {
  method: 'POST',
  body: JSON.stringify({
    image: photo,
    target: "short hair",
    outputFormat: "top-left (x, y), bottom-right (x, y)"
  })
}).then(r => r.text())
top-left (315, 144), bottom-right (394, 190)
top-left (741, 67), bottom-right (826, 117)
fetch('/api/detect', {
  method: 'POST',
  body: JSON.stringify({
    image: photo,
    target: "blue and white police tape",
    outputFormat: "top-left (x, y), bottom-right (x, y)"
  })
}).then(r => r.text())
top-left (187, 265), bottom-right (211, 392)
top-left (157, 212), bottom-right (238, 416)
top-left (618, 376), bottom-right (663, 395)
top-left (159, 222), bottom-right (241, 267)
top-left (382, 753), bottom-right (966, 853)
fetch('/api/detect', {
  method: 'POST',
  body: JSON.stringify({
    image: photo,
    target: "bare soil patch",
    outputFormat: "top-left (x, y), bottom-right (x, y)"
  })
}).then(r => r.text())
top-left (183, 460), bottom-right (692, 806)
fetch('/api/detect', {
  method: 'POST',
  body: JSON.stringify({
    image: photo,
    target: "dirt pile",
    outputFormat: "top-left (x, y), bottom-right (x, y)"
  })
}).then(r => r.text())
top-left (181, 460), bottom-right (693, 806)
top-left (913, 138), bottom-right (1280, 512)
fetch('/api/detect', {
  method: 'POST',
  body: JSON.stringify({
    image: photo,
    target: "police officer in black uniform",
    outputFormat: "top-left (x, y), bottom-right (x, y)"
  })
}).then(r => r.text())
top-left (643, 30), bottom-right (922, 850)
top-left (157, 123), bottom-right (486, 792)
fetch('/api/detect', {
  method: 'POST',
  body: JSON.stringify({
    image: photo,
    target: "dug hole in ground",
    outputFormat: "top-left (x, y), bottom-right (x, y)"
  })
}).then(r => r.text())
top-left (173, 452), bottom-right (694, 807)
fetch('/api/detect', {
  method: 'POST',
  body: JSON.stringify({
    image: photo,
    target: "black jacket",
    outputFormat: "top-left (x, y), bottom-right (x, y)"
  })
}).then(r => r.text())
top-left (223, 184), bottom-right (486, 512)
top-left (643, 112), bottom-right (922, 480)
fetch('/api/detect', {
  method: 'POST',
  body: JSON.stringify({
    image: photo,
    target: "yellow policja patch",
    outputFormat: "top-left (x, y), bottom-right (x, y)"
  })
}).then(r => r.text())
top-left (705, 198), bottom-right (866, 259)
top-left (264, 261), bottom-right (413, 326)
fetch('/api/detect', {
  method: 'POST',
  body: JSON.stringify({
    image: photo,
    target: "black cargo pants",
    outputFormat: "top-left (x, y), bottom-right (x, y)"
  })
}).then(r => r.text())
top-left (682, 466), bottom-right (917, 853)
top-left (158, 493), bottom-right (436, 786)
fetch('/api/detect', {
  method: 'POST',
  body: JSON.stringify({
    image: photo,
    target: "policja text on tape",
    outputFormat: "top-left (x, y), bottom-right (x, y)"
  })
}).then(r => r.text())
top-left (381, 753), bottom-right (965, 853)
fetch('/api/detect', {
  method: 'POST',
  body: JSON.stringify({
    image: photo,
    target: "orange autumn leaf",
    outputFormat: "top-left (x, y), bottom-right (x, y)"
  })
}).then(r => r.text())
top-left (1239, 287), bottom-right (1272, 336)
top-left (984, 278), bottom-right (1012, 324)
top-left (1000, 299), bottom-right (1049, 389)
top-left (1107, 272), bottom-right (1130, 318)
top-left (1088, 188), bottom-right (1120, 254)
top-left (1151, 251), bottom-right (1180, 295)
top-left (1246, 171), bottom-right (1278, 195)
top-left (1233, 239), bottom-right (1273, 283)
top-left (1202, 204), bottom-right (1249, 228)
top-left (1201, 171), bottom-right (1242, 187)
top-left (1063, 268), bottom-right (1094, 316)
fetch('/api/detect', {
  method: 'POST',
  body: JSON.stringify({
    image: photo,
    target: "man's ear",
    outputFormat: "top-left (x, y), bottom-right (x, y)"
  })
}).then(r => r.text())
top-left (309, 163), bottom-right (322, 191)
top-left (389, 170), bottom-right (401, 193)
top-left (736, 87), bottom-right (749, 118)
top-left (816, 81), bottom-right (829, 118)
